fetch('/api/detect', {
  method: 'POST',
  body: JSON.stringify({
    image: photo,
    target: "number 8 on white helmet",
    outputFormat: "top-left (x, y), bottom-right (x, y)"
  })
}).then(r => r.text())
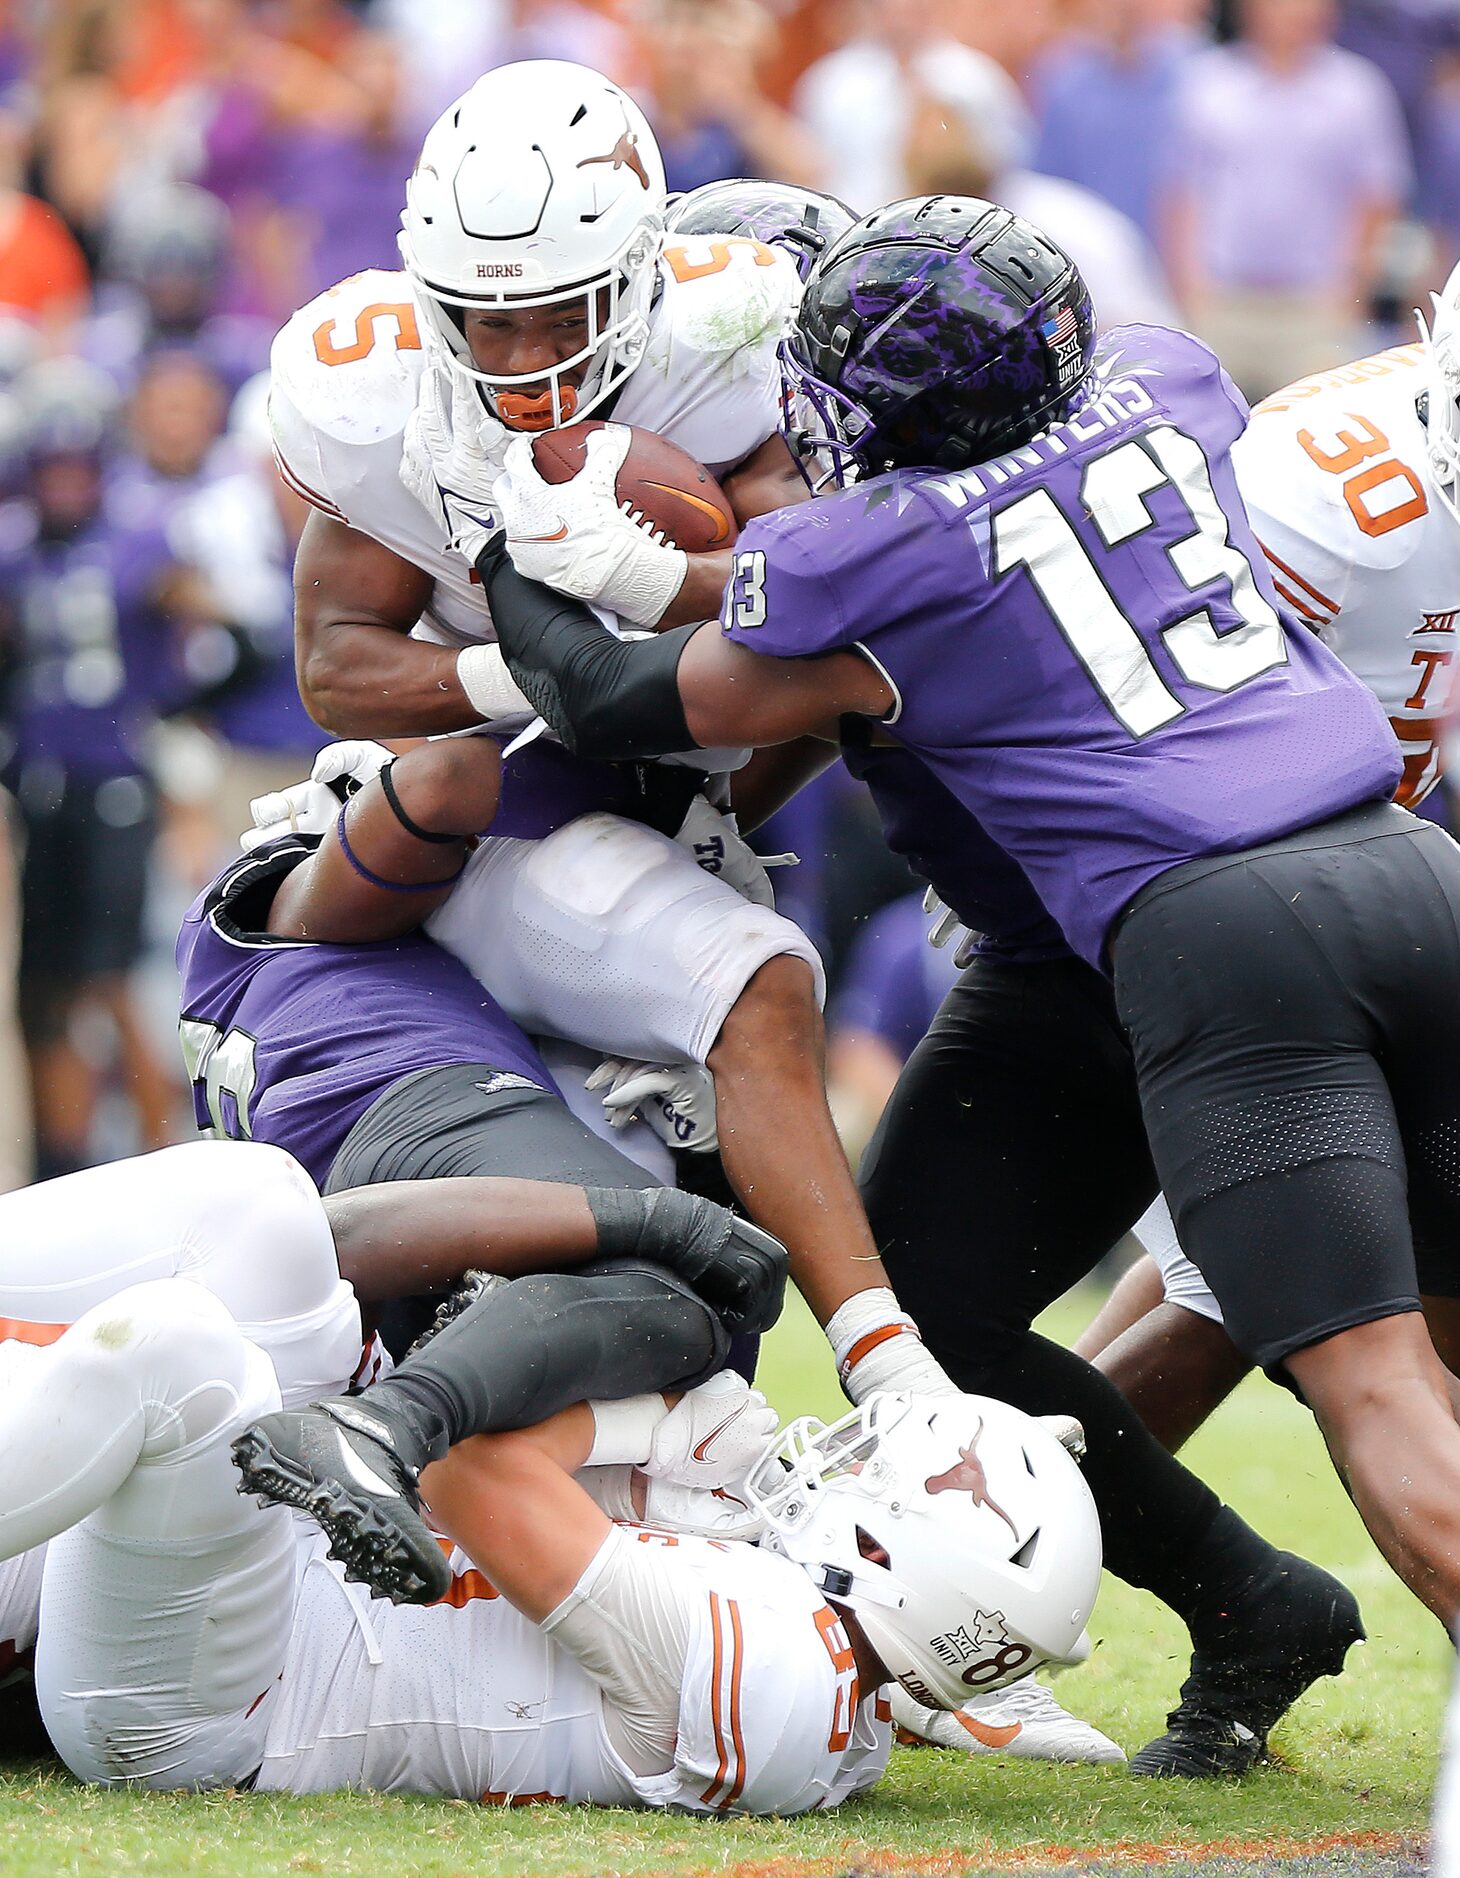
top-left (398, 59), bottom-right (667, 432)
top-left (745, 1392), bottom-right (1103, 1709)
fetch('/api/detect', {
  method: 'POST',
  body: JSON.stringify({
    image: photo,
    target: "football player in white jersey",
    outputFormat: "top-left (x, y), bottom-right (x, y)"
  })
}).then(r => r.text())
top-left (0, 1259), bottom-right (1103, 1807)
top-left (0, 1135), bottom-right (793, 1699)
top-left (1075, 263), bottom-right (1460, 1442)
top-left (267, 61), bottom-right (969, 1497)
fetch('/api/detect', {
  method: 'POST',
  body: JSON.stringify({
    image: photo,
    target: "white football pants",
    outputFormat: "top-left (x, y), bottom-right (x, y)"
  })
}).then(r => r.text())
top-left (0, 1140), bottom-right (362, 1405)
top-left (426, 814), bottom-right (825, 1067)
top-left (1, 1279), bottom-right (296, 1788)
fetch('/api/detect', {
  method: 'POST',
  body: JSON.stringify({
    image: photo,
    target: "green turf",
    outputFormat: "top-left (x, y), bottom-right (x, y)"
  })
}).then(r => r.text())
top-left (1, 1289), bottom-right (1448, 1877)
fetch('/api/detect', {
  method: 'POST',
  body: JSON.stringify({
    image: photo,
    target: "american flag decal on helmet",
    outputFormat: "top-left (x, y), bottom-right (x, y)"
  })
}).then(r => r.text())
top-left (1042, 303), bottom-right (1084, 383)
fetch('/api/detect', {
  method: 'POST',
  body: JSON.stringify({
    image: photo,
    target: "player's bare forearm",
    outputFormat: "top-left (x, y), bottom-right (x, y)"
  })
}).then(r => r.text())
top-left (724, 433), bottom-right (810, 525)
top-left (299, 620), bottom-right (486, 735)
top-left (324, 1178), bottom-right (600, 1299)
top-left (294, 508), bottom-right (483, 735)
top-left (658, 548), bottom-right (735, 628)
top-left (267, 736), bottom-right (501, 942)
top-left (421, 1409), bottom-right (608, 1622)
top-left (653, 438), bottom-right (810, 630)
top-left (731, 738), bottom-right (839, 831)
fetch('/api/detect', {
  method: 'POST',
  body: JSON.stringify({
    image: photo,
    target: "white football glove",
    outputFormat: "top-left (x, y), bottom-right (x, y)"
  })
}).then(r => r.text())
top-left (644, 1372), bottom-right (779, 1490)
top-left (495, 427), bottom-right (688, 627)
top-left (675, 795), bottom-right (781, 907)
top-left (924, 884), bottom-right (983, 970)
top-left (640, 1475), bottom-right (765, 1542)
top-left (586, 1056), bottom-right (719, 1153)
top-left (400, 355), bottom-right (502, 563)
top-left (240, 740), bottom-right (393, 851)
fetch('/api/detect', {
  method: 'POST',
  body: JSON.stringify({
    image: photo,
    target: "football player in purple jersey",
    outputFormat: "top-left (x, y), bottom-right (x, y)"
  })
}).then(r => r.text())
top-left (175, 731), bottom-right (787, 1428)
top-left (477, 195), bottom-right (1460, 1768)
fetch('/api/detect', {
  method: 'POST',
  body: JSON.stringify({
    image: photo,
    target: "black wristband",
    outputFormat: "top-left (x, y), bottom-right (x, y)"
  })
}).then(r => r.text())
top-left (379, 761), bottom-right (462, 844)
top-left (476, 544), bottom-right (697, 761)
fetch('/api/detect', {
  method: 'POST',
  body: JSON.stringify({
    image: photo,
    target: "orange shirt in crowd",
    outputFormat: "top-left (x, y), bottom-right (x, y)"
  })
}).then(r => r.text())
top-left (0, 194), bottom-right (89, 323)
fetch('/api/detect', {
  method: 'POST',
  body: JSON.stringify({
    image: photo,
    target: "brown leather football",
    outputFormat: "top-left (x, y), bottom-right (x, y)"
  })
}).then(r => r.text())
top-left (531, 421), bottom-right (738, 553)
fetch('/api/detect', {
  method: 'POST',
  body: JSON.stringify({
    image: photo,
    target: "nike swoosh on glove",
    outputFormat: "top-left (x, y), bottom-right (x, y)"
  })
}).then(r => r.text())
top-left (643, 1372), bottom-right (780, 1490)
top-left (495, 427), bottom-right (688, 627)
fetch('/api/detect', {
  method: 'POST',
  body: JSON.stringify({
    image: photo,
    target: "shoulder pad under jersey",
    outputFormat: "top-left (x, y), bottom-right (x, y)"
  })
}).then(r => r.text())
top-left (630, 1541), bottom-right (873, 1817)
top-left (270, 270), bottom-right (427, 522)
top-left (620, 240), bottom-right (800, 474)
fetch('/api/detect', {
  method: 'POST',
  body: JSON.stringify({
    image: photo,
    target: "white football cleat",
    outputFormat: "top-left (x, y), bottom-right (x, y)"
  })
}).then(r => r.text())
top-left (890, 1677), bottom-right (1126, 1764)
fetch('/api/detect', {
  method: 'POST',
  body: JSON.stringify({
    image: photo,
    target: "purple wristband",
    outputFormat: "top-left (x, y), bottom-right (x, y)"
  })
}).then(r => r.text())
top-left (334, 804), bottom-right (467, 894)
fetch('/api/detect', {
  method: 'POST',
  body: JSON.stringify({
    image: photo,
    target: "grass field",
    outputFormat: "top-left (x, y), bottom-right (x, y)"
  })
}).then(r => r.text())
top-left (0, 1289), bottom-right (1448, 1877)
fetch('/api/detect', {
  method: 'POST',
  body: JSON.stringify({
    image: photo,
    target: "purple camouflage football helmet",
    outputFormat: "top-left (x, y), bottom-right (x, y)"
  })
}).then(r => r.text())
top-left (781, 196), bottom-right (1096, 487)
top-left (666, 178), bottom-right (857, 283)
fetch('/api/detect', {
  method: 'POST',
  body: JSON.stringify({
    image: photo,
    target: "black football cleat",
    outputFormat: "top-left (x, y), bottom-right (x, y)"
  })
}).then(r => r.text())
top-left (232, 1398), bottom-right (451, 1607)
top-left (1130, 1552), bottom-right (1365, 1777)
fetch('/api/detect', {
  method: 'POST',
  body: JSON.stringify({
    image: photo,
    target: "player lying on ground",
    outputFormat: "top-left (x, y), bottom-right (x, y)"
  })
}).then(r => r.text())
top-left (0, 1135), bottom-right (787, 1688)
top-left (446, 202), bottom-right (1375, 1780)
top-left (268, 63), bottom-right (941, 1406)
top-left (0, 1265), bottom-right (1102, 1806)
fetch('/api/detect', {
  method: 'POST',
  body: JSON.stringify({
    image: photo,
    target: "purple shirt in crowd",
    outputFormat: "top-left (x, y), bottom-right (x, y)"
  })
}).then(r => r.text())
top-left (0, 499), bottom-right (179, 780)
top-left (831, 892), bottom-right (961, 1063)
top-left (1030, 27), bottom-right (1197, 238)
top-left (176, 837), bottom-right (553, 1190)
top-left (1165, 42), bottom-right (1411, 291)
top-left (723, 327), bottom-right (1401, 970)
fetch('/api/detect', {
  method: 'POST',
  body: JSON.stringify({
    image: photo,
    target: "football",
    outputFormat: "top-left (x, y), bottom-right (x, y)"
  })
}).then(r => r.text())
top-left (531, 421), bottom-right (738, 553)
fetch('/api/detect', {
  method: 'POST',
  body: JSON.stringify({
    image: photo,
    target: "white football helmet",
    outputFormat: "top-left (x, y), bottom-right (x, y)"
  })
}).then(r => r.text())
top-left (1419, 257), bottom-right (1460, 524)
top-left (745, 1392), bottom-right (1102, 1710)
top-left (399, 60), bottom-right (667, 431)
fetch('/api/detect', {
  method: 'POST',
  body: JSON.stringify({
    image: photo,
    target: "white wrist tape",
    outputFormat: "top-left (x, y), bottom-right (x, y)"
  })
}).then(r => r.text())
top-left (825, 1286), bottom-right (960, 1402)
top-left (586, 1393), bottom-right (668, 1467)
top-left (456, 643), bottom-right (533, 722)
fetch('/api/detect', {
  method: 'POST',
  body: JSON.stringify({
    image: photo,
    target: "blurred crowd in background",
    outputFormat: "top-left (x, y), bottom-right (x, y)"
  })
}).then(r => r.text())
top-left (0, 0), bottom-right (1454, 1188)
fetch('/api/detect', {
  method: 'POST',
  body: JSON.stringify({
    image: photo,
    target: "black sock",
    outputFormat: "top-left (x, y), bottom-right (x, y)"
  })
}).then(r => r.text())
top-left (366, 1263), bottom-right (728, 1465)
top-left (949, 1332), bottom-right (1277, 1631)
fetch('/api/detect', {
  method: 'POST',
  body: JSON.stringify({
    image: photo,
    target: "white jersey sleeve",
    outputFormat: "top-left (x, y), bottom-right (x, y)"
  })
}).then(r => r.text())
top-left (617, 1530), bottom-right (892, 1817)
top-left (616, 238), bottom-right (801, 477)
top-left (1233, 342), bottom-right (1460, 805)
top-left (269, 270), bottom-right (493, 650)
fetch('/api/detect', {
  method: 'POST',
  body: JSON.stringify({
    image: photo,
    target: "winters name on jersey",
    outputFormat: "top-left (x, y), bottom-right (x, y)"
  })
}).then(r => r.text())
top-left (917, 374), bottom-right (1158, 512)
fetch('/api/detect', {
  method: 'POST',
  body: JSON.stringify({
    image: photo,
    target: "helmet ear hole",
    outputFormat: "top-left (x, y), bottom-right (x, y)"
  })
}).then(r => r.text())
top-left (856, 1526), bottom-right (892, 1570)
top-left (1011, 1528), bottom-right (1041, 1570)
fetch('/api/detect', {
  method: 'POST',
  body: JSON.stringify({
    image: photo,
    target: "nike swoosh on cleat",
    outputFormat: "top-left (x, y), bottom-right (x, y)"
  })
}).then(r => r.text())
top-left (692, 1403), bottom-right (747, 1463)
top-left (335, 1445), bottom-right (400, 1499)
top-left (954, 1714), bottom-right (1023, 1749)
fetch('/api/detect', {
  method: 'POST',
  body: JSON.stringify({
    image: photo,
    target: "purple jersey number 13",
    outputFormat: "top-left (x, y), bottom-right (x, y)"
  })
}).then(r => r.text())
top-left (990, 425), bottom-right (1289, 738)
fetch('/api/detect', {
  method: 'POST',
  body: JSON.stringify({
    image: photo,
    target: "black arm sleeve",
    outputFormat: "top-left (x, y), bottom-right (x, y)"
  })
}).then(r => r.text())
top-left (475, 536), bottom-right (699, 761)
